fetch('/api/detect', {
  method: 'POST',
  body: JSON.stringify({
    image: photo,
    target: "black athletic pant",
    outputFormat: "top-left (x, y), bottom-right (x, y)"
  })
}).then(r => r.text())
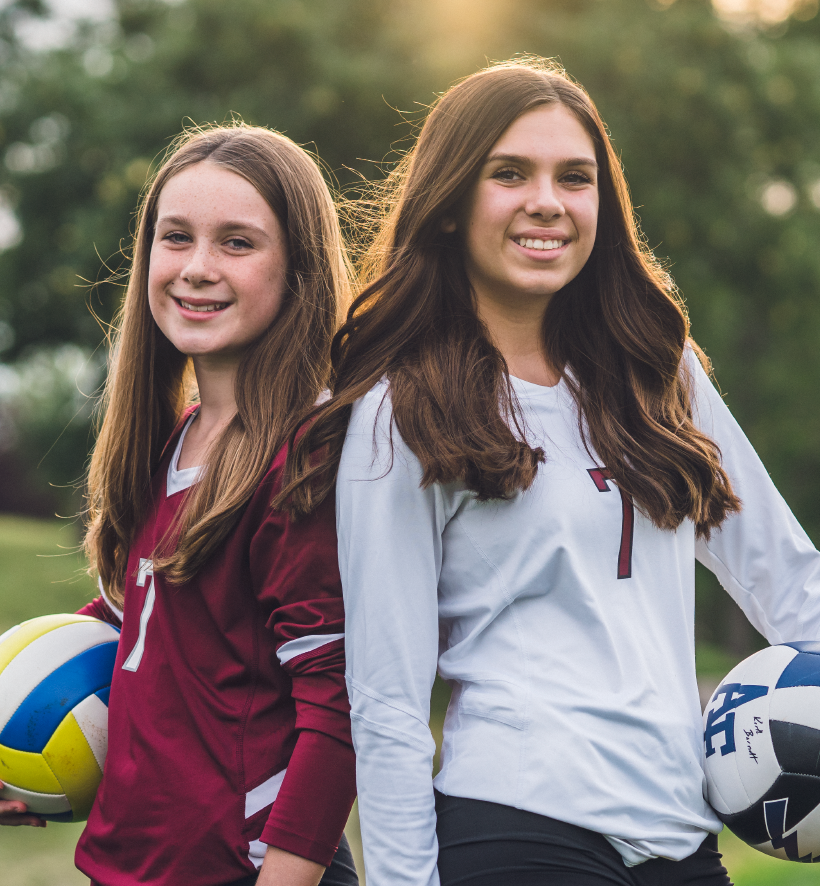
top-left (435, 792), bottom-right (733, 886)
top-left (227, 832), bottom-right (359, 886)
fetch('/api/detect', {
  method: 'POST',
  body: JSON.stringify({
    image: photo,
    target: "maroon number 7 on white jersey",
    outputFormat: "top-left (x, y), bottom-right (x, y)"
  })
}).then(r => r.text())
top-left (587, 468), bottom-right (634, 580)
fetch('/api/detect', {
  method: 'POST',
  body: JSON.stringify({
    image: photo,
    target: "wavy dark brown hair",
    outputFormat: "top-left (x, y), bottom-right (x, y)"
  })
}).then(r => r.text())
top-left (279, 58), bottom-right (739, 536)
top-left (85, 124), bottom-right (350, 603)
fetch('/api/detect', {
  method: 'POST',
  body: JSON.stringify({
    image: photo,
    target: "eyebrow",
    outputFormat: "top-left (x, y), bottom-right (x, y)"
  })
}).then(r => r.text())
top-left (485, 153), bottom-right (598, 170)
top-left (155, 215), bottom-right (271, 238)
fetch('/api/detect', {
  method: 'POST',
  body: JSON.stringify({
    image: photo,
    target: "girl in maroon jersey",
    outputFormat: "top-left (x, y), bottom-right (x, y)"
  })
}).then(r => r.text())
top-left (0, 125), bottom-right (358, 886)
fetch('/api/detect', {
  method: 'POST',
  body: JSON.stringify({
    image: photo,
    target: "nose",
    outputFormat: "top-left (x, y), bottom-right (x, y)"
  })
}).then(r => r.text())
top-left (525, 176), bottom-right (565, 220)
top-left (181, 241), bottom-right (219, 286)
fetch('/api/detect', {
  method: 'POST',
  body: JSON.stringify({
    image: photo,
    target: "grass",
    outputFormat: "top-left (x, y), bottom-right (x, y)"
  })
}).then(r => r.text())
top-left (0, 822), bottom-right (88, 886)
top-left (0, 515), bottom-right (97, 635)
top-left (0, 516), bottom-right (817, 884)
top-left (720, 828), bottom-right (820, 884)
top-left (0, 516), bottom-right (97, 885)
top-left (696, 641), bottom-right (747, 683)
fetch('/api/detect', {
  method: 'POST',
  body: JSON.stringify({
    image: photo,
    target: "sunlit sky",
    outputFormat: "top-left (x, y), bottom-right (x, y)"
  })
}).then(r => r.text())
top-left (712, 0), bottom-right (818, 23)
top-left (4, 0), bottom-right (817, 54)
top-left (10, 0), bottom-right (113, 51)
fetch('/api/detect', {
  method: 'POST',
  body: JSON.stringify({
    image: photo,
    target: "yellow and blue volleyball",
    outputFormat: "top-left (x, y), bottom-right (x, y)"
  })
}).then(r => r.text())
top-left (0, 613), bottom-right (119, 822)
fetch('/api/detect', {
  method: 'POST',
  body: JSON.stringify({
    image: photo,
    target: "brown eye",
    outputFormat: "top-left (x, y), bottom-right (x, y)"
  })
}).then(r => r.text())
top-left (492, 167), bottom-right (522, 182)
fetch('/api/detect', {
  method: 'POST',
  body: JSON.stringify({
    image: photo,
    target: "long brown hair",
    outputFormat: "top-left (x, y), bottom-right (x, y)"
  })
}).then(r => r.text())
top-left (281, 58), bottom-right (739, 536)
top-left (85, 124), bottom-right (351, 602)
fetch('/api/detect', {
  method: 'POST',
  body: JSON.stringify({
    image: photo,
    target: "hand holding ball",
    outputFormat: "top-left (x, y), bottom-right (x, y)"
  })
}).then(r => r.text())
top-left (703, 641), bottom-right (820, 862)
top-left (0, 614), bottom-right (119, 822)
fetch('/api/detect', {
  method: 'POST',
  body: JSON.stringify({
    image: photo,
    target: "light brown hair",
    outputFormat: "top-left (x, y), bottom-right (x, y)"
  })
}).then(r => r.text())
top-left (280, 58), bottom-right (739, 535)
top-left (85, 124), bottom-right (351, 602)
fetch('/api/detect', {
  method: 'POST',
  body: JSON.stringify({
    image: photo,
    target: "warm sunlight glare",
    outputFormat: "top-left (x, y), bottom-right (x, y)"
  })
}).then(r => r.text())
top-left (712, 0), bottom-right (818, 24)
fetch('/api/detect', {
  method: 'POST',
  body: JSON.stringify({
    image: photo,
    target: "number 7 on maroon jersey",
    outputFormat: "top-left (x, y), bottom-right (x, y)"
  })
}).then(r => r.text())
top-left (588, 468), bottom-right (634, 579)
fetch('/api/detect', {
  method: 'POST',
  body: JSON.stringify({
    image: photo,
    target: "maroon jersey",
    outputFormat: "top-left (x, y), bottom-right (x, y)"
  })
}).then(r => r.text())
top-left (75, 415), bottom-right (355, 885)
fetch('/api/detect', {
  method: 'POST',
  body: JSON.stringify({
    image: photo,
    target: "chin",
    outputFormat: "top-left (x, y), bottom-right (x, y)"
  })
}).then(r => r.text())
top-left (171, 342), bottom-right (218, 358)
top-left (515, 280), bottom-right (566, 299)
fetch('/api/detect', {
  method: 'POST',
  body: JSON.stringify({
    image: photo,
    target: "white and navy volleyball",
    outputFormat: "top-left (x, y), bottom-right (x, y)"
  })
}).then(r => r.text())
top-left (0, 614), bottom-right (119, 821)
top-left (703, 641), bottom-right (820, 863)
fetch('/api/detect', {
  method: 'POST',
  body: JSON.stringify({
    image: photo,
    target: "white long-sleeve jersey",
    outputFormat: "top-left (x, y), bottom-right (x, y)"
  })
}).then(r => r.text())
top-left (336, 354), bottom-right (820, 886)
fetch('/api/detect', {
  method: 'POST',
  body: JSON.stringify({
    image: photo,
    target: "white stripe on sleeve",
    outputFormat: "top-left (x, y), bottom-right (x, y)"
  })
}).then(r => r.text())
top-left (248, 839), bottom-right (267, 869)
top-left (245, 767), bottom-right (287, 819)
top-left (276, 633), bottom-right (344, 665)
top-left (245, 769), bottom-right (287, 868)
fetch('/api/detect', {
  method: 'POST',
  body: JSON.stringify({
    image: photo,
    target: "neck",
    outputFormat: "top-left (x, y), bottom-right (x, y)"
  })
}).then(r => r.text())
top-left (177, 356), bottom-right (239, 470)
top-left (474, 289), bottom-right (560, 387)
top-left (192, 356), bottom-right (239, 432)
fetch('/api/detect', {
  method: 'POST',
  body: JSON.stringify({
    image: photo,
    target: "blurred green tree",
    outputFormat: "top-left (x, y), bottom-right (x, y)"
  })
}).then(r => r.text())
top-left (0, 0), bottom-right (427, 355)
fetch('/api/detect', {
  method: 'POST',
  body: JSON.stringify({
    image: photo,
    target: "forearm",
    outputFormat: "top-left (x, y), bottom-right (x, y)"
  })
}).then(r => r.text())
top-left (256, 846), bottom-right (325, 886)
top-left (691, 356), bottom-right (820, 642)
top-left (261, 730), bottom-right (355, 866)
top-left (351, 693), bottom-right (440, 886)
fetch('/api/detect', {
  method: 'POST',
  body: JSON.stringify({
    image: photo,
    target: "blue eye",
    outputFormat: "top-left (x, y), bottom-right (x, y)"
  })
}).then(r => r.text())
top-left (163, 231), bottom-right (190, 244)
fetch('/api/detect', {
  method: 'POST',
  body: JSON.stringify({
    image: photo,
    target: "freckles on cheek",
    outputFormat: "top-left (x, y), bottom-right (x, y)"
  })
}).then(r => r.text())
top-left (147, 259), bottom-right (175, 303)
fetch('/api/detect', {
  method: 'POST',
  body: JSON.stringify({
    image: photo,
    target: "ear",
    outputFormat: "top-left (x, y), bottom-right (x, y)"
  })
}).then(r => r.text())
top-left (441, 216), bottom-right (457, 233)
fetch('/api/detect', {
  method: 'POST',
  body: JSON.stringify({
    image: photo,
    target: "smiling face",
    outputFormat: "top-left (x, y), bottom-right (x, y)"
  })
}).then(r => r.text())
top-left (148, 161), bottom-right (289, 373)
top-left (456, 102), bottom-right (599, 317)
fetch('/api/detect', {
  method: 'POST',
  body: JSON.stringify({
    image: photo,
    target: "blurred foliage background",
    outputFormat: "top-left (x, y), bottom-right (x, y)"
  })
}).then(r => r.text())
top-left (0, 0), bottom-right (818, 659)
top-left (1, 0), bottom-right (820, 675)
top-left (1, 0), bottom-right (820, 880)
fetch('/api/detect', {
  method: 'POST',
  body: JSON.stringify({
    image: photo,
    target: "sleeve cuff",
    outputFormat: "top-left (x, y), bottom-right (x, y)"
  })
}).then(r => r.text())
top-left (259, 824), bottom-right (340, 869)
top-left (260, 730), bottom-right (356, 867)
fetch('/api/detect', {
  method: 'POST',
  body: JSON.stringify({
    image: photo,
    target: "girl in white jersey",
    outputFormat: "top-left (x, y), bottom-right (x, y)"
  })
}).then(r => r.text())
top-left (279, 59), bottom-right (820, 885)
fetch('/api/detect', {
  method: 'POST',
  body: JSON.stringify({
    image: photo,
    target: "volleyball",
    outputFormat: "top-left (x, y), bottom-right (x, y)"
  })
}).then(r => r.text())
top-left (703, 641), bottom-right (820, 862)
top-left (0, 613), bottom-right (119, 821)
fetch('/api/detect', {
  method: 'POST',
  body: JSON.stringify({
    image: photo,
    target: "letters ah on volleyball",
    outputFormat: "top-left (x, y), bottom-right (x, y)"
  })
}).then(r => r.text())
top-left (703, 641), bottom-right (820, 862)
top-left (0, 613), bottom-right (119, 821)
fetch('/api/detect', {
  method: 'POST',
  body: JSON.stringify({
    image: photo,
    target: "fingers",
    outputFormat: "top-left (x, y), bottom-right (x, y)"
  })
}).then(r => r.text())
top-left (0, 812), bottom-right (47, 826)
top-left (0, 784), bottom-right (47, 827)
top-left (0, 805), bottom-right (47, 826)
